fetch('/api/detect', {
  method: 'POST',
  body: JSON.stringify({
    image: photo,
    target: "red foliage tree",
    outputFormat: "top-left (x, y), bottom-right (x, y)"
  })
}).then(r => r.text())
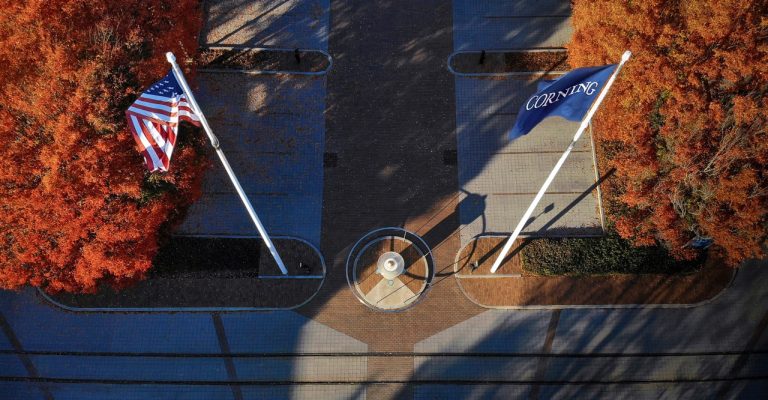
top-left (0, 0), bottom-right (208, 292)
top-left (568, 0), bottom-right (767, 265)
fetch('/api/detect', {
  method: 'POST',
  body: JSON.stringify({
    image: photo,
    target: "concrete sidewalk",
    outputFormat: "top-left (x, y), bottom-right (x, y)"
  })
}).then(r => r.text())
top-left (452, 0), bottom-right (602, 247)
top-left (202, 0), bottom-right (330, 49)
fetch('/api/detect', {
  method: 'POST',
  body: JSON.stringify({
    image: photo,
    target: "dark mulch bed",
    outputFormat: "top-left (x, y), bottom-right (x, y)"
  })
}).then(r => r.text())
top-left (451, 50), bottom-right (570, 74)
top-left (198, 48), bottom-right (330, 73)
top-left (48, 237), bottom-right (324, 309)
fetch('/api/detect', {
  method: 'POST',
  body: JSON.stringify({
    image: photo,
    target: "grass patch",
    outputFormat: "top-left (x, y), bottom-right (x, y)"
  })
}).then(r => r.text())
top-left (521, 232), bottom-right (703, 276)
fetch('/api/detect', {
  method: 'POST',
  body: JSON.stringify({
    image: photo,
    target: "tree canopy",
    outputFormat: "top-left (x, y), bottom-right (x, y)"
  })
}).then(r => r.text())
top-left (0, 0), bottom-right (207, 292)
top-left (568, 0), bottom-right (767, 265)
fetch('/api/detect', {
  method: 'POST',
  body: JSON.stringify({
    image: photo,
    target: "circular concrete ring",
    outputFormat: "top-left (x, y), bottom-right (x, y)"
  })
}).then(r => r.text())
top-left (346, 228), bottom-right (434, 312)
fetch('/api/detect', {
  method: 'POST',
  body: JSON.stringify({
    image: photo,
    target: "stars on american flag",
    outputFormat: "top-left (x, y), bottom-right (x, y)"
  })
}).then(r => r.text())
top-left (145, 77), bottom-right (183, 98)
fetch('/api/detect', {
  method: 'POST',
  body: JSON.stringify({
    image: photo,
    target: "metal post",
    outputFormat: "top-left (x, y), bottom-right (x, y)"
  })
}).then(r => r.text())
top-left (490, 51), bottom-right (632, 273)
top-left (166, 52), bottom-right (289, 275)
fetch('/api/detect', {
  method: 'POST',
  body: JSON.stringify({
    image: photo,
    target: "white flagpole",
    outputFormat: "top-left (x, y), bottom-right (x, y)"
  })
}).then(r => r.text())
top-left (165, 52), bottom-right (289, 275)
top-left (490, 50), bottom-right (632, 274)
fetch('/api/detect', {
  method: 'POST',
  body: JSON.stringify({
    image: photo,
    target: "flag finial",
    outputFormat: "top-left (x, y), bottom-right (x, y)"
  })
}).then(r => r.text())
top-left (165, 52), bottom-right (176, 63)
top-left (621, 50), bottom-right (632, 62)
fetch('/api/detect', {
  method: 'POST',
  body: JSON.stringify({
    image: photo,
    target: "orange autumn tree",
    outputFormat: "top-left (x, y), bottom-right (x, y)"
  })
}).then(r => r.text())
top-left (0, 0), bottom-right (208, 292)
top-left (568, 0), bottom-right (767, 265)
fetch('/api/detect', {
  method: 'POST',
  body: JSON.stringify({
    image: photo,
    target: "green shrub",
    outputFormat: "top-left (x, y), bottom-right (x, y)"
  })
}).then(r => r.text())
top-left (521, 232), bottom-right (703, 276)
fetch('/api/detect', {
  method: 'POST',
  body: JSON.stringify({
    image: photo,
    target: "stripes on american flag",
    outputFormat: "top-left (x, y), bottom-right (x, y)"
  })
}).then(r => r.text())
top-left (125, 71), bottom-right (201, 172)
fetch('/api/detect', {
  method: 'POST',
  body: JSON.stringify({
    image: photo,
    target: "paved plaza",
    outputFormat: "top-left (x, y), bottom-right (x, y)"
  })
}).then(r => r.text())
top-left (1, 262), bottom-right (767, 398)
top-left (202, 0), bottom-right (330, 49)
top-left (179, 0), bottom-right (330, 245)
top-left (452, 0), bottom-right (572, 50)
top-left (452, 0), bottom-right (601, 245)
top-left (176, 73), bottom-right (326, 245)
top-left (1, 0), bottom-right (767, 399)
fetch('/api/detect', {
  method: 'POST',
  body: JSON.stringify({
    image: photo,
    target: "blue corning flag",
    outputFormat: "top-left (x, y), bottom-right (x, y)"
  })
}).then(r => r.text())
top-left (509, 64), bottom-right (617, 140)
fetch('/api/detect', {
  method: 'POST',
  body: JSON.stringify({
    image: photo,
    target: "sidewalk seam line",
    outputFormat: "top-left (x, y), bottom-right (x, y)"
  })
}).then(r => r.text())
top-left (530, 309), bottom-right (561, 400)
top-left (212, 313), bottom-right (243, 400)
top-left (0, 311), bottom-right (54, 400)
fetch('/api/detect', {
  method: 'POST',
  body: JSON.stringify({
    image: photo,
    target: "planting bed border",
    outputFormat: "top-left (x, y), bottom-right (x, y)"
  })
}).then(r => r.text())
top-left (448, 48), bottom-right (569, 77)
top-left (199, 45), bottom-right (333, 76)
top-left (453, 235), bottom-right (736, 309)
top-left (40, 236), bottom-right (326, 312)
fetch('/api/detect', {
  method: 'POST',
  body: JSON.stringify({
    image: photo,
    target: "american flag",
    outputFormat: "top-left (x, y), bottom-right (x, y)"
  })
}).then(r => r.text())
top-left (125, 71), bottom-right (201, 172)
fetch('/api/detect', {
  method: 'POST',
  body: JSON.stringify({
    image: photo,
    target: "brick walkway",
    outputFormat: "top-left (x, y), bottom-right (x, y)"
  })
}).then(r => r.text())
top-left (296, 0), bottom-right (484, 396)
